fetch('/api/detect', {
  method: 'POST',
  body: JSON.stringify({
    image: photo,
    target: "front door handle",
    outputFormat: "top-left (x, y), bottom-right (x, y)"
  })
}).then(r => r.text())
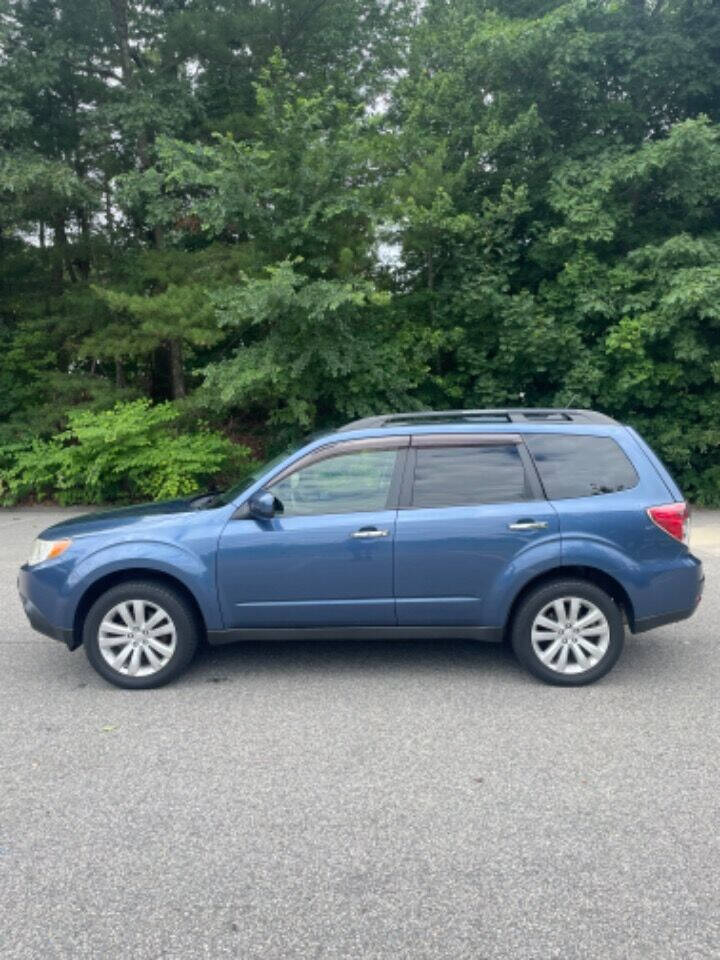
top-left (351, 527), bottom-right (390, 539)
top-left (508, 520), bottom-right (549, 531)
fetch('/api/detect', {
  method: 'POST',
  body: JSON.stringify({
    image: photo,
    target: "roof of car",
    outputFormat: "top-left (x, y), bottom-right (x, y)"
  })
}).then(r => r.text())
top-left (340, 408), bottom-right (619, 430)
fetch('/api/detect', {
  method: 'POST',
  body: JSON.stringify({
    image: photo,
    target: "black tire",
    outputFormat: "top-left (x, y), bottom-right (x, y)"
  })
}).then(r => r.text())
top-left (83, 580), bottom-right (200, 689)
top-left (510, 578), bottom-right (624, 686)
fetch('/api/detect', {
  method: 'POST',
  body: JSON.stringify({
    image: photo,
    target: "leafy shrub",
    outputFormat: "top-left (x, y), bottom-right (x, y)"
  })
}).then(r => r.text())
top-left (0, 399), bottom-right (252, 505)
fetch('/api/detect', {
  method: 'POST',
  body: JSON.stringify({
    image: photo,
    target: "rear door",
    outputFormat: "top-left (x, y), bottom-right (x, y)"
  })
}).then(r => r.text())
top-left (394, 434), bottom-right (560, 626)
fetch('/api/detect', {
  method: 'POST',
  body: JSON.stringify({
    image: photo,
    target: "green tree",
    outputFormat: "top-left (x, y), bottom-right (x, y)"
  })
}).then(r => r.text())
top-left (2, 0), bottom-right (720, 503)
top-left (134, 56), bottom-right (428, 438)
top-left (387, 0), bottom-right (720, 499)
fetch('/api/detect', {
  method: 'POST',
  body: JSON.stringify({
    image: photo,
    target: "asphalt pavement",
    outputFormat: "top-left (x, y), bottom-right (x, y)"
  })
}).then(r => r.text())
top-left (1, 506), bottom-right (719, 960)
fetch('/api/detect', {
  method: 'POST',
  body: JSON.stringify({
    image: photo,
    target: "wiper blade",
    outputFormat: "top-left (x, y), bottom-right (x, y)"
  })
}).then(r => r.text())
top-left (187, 489), bottom-right (222, 509)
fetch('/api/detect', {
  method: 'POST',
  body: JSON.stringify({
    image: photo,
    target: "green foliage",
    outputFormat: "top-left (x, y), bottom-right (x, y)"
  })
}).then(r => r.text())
top-left (386, 0), bottom-right (720, 502)
top-left (85, 247), bottom-right (246, 367)
top-left (128, 53), bottom-right (382, 275)
top-left (543, 122), bottom-right (720, 502)
top-left (1, 0), bottom-right (720, 503)
top-left (200, 259), bottom-right (426, 440)
top-left (0, 400), bottom-right (251, 505)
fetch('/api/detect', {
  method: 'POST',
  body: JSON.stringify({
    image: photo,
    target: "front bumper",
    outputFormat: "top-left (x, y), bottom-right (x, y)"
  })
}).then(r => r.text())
top-left (20, 592), bottom-right (74, 645)
top-left (18, 567), bottom-right (75, 648)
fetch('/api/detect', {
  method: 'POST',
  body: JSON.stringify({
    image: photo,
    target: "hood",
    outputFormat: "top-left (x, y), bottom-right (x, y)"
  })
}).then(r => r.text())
top-left (40, 497), bottom-right (197, 540)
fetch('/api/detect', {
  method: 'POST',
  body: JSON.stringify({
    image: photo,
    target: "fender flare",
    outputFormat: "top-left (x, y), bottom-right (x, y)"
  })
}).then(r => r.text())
top-left (63, 540), bottom-right (223, 633)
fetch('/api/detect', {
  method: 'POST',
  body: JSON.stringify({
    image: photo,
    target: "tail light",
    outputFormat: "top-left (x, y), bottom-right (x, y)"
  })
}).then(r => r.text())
top-left (647, 502), bottom-right (690, 545)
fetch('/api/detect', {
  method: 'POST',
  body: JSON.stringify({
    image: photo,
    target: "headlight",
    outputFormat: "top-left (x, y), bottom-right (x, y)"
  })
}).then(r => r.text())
top-left (28, 538), bottom-right (72, 566)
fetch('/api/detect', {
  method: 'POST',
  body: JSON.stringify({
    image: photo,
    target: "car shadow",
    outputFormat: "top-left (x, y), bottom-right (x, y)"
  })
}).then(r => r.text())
top-left (187, 635), bottom-right (525, 684)
top-left (181, 628), bottom-right (683, 689)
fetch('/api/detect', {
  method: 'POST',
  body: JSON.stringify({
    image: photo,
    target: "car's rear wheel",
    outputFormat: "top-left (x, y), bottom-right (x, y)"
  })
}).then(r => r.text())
top-left (83, 580), bottom-right (200, 689)
top-left (510, 579), bottom-right (624, 685)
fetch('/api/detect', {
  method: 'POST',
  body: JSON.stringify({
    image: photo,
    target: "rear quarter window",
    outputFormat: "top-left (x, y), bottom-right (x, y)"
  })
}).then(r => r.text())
top-left (525, 434), bottom-right (638, 499)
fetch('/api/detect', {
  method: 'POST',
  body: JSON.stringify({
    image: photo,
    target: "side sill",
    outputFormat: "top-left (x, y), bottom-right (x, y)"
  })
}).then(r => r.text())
top-left (207, 625), bottom-right (504, 645)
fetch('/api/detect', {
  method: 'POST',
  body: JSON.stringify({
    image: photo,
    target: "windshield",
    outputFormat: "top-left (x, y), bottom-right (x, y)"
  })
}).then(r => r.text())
top-left (204, 447), bottom-right (294, 508)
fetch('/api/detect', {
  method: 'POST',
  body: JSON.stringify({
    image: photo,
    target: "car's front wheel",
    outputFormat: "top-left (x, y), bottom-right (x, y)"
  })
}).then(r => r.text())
top-left (83, 580), bottom-right (200, 689)
top-left (510, 579), bottom-right (624, 685)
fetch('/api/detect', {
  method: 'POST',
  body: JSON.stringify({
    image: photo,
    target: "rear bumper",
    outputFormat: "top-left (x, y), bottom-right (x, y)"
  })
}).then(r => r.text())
top-left (632, 563), bottom-right (704, 634)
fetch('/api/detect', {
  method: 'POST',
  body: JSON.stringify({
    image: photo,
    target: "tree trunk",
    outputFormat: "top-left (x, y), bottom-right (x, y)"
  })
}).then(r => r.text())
top-left (109, 0), bottom-right (133, 85)
top-left (168, 338), bottom-right (186, 399)
top-left (105, 181), bottom-right (114, 239)
top-left (150, 346), bottom-right (170, 402)
top-left (51, 216), bottom-right (67, 294)
top-left (109, 0), bottom-right (148, 168)
top-left (77, 205), bottom-right (91, 280)
top-left (427, 248), bottom-right (434, 323)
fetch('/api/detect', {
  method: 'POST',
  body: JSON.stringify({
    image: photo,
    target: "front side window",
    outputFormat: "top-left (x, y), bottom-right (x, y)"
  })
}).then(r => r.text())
top-left (525, 434), bottom-right (638, 499)
top-left (410, 444), bottom-right (531, 508)
top-left (268, 447), bottom-right (399, 517)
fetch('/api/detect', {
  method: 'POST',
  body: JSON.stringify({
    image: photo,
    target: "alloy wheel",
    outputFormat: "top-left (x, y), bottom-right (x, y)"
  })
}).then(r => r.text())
top-left (98, 599), bottom-right (177, 677)
top-left (530, 596), bottom-right (611, 675)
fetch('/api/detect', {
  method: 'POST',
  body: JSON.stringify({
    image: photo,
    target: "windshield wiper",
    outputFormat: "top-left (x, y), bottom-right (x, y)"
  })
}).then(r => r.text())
top-left (187, 489), bottom-right (222, 510)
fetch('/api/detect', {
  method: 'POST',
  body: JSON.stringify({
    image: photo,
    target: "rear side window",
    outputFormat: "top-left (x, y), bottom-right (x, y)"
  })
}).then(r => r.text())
top-left (525, 435), bottom-right (638, 499)
top-left (411, 444), bottom-right (532, 508)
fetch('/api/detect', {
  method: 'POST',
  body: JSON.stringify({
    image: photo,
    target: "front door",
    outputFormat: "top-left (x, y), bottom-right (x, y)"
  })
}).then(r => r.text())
top-left (394, 435), bottom-right (560, 626)
top-left (216, 438), bottom-right (407, 628)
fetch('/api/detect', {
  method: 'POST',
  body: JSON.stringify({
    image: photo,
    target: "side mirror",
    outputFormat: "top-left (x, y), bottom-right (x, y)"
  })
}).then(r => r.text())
top-left (246, 489), bottom-right (276, 520)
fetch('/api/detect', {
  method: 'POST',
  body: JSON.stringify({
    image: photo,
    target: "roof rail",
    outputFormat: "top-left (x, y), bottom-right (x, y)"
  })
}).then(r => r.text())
top-left (340, 408), bottom-right (619, 430)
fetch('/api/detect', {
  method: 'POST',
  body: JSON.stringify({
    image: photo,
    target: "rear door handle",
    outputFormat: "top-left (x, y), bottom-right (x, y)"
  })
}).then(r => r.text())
top-left (508, 520), bottom-right (548, 531)
top-left (351, 527), bottom-right (389, 539)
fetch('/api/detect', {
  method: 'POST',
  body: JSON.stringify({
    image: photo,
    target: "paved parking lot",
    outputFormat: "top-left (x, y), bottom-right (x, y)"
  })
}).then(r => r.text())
top-left (1, 507), bottom-right (719, 959)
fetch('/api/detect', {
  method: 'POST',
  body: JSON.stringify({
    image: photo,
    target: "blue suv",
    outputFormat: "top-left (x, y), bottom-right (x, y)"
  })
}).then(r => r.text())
top-left (18, 408), bottom-right (704, 688)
